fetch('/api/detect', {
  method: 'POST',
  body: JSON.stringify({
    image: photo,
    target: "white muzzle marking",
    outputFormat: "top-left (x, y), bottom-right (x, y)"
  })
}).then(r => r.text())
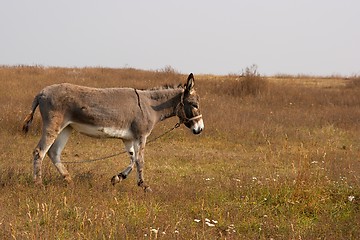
top-left (191, 117), bottom-right (204, 134)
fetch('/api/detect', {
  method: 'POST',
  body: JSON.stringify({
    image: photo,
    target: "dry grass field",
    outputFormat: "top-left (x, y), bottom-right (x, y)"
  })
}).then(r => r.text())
top-left (0, 66), bottom-right (359, 239)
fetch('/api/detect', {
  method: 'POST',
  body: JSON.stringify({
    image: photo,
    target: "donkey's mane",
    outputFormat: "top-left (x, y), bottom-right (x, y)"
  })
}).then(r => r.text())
top-left (146, 83), bottom-right (183, 91)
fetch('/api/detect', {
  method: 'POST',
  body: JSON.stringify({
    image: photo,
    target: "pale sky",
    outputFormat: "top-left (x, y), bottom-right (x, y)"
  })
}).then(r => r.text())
top-left (1, 0), bottom-right (359, 76)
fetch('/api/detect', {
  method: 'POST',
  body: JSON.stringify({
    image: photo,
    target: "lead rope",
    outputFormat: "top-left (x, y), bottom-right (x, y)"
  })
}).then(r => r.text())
top-left (62, 122), bottom-right (181, 164)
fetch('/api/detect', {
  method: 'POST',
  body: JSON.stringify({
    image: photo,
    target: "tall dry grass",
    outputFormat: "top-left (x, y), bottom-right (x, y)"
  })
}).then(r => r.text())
top-left (1, 66), bottom-right (359, 239)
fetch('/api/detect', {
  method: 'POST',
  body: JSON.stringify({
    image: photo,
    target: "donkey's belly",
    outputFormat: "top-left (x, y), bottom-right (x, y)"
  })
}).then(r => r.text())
top-left (70, 122), bottom-right (133, 139)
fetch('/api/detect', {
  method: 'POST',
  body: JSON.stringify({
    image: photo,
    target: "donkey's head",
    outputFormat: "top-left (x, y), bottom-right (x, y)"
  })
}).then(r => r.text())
top-left (177, 73), bottom-right (204, 134)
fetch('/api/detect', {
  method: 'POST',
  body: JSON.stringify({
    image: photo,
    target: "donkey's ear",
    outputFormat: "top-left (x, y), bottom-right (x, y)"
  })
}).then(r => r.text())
top-left (185, 73), bottom-right (195, 93)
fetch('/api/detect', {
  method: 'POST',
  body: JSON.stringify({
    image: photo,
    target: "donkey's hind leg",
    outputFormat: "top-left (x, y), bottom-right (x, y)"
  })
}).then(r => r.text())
top-left (47, 126), bottom-right (72, 183)
top-left (111, 140), bottom-right (136, 185)
top-left (33, 127), bottom-right (59, 185)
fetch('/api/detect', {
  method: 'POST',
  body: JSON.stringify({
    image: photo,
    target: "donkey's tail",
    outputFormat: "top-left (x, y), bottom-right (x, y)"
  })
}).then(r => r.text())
top-left (22, 94), bottom-right (41, 133)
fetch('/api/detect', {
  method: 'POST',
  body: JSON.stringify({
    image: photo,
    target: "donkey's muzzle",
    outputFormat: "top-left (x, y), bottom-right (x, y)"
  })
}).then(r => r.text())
top-left (191, 118), bottom-right (204, 135)
top-left (193, 128), bottom-right (203, 135)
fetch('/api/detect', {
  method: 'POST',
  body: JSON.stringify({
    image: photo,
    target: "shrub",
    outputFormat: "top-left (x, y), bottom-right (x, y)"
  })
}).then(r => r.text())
top-left (225, 64), bottom-right (268, 98)
top-left (346, 75), bottom-right (360, 89)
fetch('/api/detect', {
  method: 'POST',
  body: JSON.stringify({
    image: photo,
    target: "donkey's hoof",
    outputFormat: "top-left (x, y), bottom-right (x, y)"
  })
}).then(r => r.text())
top-left (64, 176), bottom-right (73, 186)
top-left (140, 183), bottom-right (152, 193)
top-left (64, 175), bottom-right (72, 183)
top-left (34, 179), bottom-right (45, 189)
top-left (111, 175), bottom-right (121, 186)
top-left (34, 181), bottom-right (44, 187)
top-left (144, 186), bottom-right (152, 193)
top-left (138, 180), bottom-right (152, 192)
top-left (34, 177), bottom-right (43, 186)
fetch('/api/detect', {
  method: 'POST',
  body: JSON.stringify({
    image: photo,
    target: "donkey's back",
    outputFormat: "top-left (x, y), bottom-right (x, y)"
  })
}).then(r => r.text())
top-left (24, 83), bottom-right (143, 136)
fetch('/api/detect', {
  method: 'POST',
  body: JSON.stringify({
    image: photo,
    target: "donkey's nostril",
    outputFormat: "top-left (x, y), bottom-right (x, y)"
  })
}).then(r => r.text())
top-left (193, 128), bottom-right (202, 135)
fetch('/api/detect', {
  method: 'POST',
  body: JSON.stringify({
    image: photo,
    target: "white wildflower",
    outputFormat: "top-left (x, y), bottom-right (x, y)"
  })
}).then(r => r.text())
top-left (194, 219), bottom-right (201, 223)
top-left (150, 228), bottom-right (159, 234)
top-left (205, 222), bottom-right (215, 227)
top-left (348, 195), bottom-right (355, 202)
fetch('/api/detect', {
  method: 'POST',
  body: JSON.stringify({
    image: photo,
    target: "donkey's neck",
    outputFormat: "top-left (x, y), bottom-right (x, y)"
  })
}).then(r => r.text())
top-left (145, 88), bottom-right (184, 123)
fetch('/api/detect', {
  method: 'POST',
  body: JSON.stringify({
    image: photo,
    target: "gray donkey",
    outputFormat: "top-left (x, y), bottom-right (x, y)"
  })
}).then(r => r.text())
top-left (23, 73), bottom-right (204, 191)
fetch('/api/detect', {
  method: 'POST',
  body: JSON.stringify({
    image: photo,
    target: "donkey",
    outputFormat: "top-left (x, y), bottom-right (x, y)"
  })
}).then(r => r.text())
top-left (22, 73), bottom-right (203, 191)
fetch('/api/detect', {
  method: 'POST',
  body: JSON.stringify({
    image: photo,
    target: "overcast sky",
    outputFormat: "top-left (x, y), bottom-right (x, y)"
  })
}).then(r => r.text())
top-left (1, 0), bottom-right (359, 76)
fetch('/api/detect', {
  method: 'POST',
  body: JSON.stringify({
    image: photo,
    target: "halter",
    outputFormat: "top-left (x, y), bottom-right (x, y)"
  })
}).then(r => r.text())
top-left (175, 96), bottom-right (202, 125)
top-left (186, 114), bottom-right (203, 121)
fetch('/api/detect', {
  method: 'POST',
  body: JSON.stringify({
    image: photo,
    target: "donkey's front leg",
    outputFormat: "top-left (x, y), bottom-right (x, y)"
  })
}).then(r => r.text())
top-left (136, 139), bottom-right (152, 192)
top-left (111, 163), bottom-right (134, 185)
top-left (111, 140), bottom-right (136, 185)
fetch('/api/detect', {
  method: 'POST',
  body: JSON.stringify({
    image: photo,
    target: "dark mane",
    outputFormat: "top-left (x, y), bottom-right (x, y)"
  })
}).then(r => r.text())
top-left (147, 83), bottom-right (183, 91)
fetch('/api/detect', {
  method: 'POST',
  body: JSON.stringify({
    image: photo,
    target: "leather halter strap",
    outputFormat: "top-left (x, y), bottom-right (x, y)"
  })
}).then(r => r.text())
top-left (186, 114), bottom-right (203, 121)
top-left (176, 100), bottom-right (202, 125)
